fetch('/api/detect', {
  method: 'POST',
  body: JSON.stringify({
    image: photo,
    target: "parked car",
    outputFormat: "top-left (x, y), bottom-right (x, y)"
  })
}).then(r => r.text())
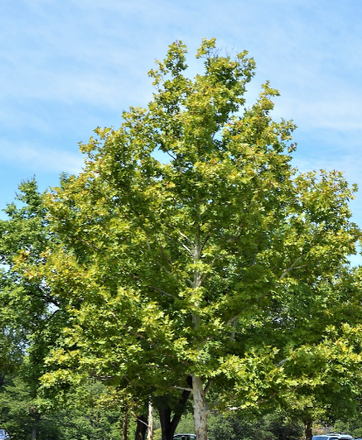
top-left (312, 434), bottom-right (353, 440)
top-left (174, 434), bottom-right (196, 440)
top-left (0, 429), bottom-right (10, 440)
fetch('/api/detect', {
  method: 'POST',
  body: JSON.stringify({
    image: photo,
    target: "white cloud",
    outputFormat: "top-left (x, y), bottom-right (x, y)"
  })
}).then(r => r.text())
top-left (0, 0), bottom-right (361, 226)
top-left (0, 142), bottom-right (84, 175)
top-left (2, 0), bottom-right (361, 125)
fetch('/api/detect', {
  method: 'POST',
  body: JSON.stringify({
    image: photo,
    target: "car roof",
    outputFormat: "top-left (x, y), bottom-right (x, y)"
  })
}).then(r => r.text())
top-left (312, 435), bottom-right (353, 440)
top-left (174, 435), bottom-right (196, 438)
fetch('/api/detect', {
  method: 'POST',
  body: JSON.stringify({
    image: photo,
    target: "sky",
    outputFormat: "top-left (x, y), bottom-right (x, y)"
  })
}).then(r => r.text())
top-left (1, 0), bottom-right (362, 259)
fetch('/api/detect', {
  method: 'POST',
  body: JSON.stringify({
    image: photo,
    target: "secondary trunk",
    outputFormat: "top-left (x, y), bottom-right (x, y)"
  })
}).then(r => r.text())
top-left (31, 413), bottom-right (41, 440)
top-left (158, 405), bottom-right (173, 440)
top-left (122, 411), bottom-right (128, 440)
top-left (135, 415), bottom-right (148, 440)
top-left (157, 386), bottom-right (192, 440)
top-left (304, 420), bottom-right (313, 440)
top-left (192, 375), bottom-right (207, 440)
top-left (31, 424), bottom-right (38, 440)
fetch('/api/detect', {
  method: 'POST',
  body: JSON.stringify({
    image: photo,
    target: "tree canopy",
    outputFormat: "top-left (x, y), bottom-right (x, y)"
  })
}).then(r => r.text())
top-left (13, 38), bottom-right (362, 440)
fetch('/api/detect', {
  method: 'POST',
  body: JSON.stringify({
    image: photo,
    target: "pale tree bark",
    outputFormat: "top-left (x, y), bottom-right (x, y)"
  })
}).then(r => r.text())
top-left (192, 375), bottom-right (208, 440)
top-left (191, 223), bottom-right (208, 440)
top-left (147, 399), bottom-right (154, 440)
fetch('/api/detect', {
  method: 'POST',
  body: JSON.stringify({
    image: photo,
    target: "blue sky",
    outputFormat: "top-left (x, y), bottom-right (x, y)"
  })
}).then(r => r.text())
top-left (1, 0), bottom-right (362, 259)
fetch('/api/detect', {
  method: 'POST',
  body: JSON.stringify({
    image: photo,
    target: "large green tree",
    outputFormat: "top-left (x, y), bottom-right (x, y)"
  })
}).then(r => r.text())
top-left (19, 39), bottom-right (361, 440)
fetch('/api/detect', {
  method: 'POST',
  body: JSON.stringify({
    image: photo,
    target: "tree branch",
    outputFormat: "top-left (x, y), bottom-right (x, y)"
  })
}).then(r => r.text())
top-left (173, 385), bottom-right (193, 392)
top-left (280, 255), bottom-right (304, 279)
top-left (204, 379), bottom-right (212, 396)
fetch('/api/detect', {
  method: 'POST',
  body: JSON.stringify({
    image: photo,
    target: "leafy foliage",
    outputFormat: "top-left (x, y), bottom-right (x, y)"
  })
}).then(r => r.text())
top-left (0, 375), bottom-right (122, 440)
top-left (174, 412), bottom-right (303, 440)
top-left (8, 39), bottom-right (362, 438)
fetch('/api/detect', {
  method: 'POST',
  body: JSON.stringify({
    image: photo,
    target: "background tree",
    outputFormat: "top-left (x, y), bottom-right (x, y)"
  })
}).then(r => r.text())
top-left (0, 180), bottom-right (71, 439)
top-left (266, 268), bottom-right (362, 439)
top-left (0, 180), bottom-right (126, 439)
top-left (0, 327), bottom-right (23, 388)
top-left (17, 39), bottom-right (362, 440)
top-left (0, 180), bottom-right (58, 438)
top-left (208, 412), bottom-right (303, 440)
top-left (175, 411), bottom-right (303, 440)
top-left (334, 408), bottom-right (362, 438)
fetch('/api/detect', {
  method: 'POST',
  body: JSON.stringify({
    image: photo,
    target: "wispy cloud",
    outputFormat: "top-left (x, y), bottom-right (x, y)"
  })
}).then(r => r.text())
top-left (0, 0), bottom-right (361, 227)
top-left (2, 0), bottom-right (361, 122)
top-left (0, 142), bottom-right (84, 175)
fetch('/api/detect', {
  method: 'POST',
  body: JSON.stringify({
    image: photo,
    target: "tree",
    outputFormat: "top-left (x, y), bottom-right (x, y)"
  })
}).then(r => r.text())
top-left (260, 267), bottom-right (362, 440)
top-left (0, 327), bottom-right (23, 388)
top-left (206, 411), bottom-right (303, 440)
top-left (0, 180), bottom-right (70, 439)
top-left (0, 181), bottom-right (126, 439)
top-left (0, 372), bottom-right (123, 440)
top-left (19, 39), bottom-right (361, 440)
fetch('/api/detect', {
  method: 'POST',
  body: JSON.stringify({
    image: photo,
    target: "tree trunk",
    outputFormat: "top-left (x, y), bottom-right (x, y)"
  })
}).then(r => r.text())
top-left (192, 375), bottom-right (207, 440)
top-left (31, 414), bottom-right (40, 440)
top-left (31, 424), bottom-right (37, 440)
top-left (147, 400), bottom-right (154, 440)
top-left (304, 420), bottom-right (313, 440)
top-left (135, 415), bottom-right (148, 440)
top-left (157, 385), bottom-right (192, 440)
top-left (122, 411), bottom-right (128, 440)
top-left (159, 405), bottom-right (173, 440)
